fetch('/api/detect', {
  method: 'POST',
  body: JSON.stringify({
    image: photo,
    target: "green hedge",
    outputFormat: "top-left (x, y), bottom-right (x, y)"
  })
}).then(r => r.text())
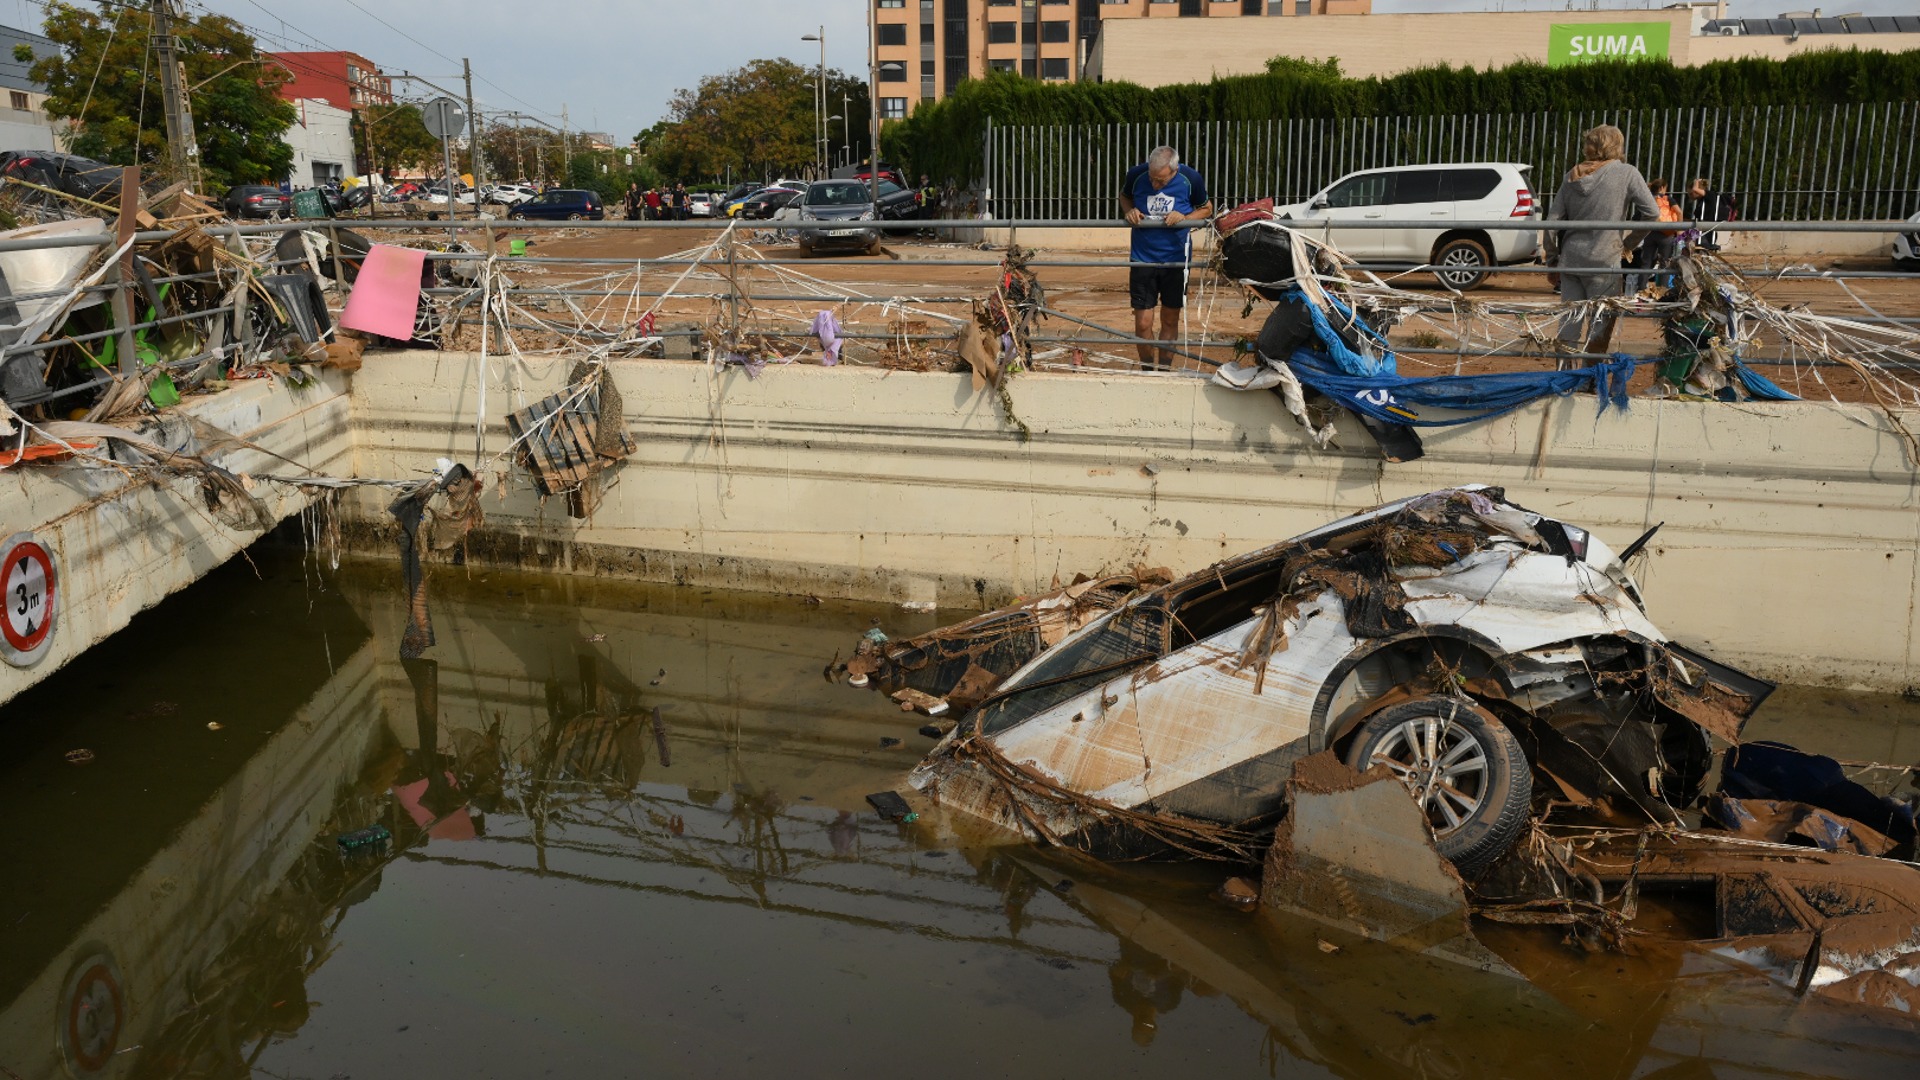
top-left (885, 49), bottom-right (1920, 184)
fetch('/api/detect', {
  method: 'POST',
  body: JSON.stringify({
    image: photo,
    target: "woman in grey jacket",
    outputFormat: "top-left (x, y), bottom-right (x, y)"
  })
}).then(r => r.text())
top-left (1543, 124), bottom-right (1659, 361)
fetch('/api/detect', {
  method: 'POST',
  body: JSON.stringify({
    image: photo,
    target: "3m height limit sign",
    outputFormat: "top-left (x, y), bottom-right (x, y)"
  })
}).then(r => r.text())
top-left (1548, 22), bottom-right (1672, 67)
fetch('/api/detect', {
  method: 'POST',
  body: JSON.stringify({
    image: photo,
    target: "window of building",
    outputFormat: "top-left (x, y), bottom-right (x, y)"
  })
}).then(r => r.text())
top-left (1295, 0), bottom-right (1311, 12)
top-left (922, 59), bottom-right (936, 75)
top-left (8, 91), bottom-right (26, 111)
top-left (1040, 20), bottom-right (1069, 41)
top-left (878, 23), bottom-right (908, 45)
top-left (879, 61), bottom-right (908, 81)
top-left (989, 0), bottom-right (1015, 5)
top-left (988, 21), bottom-right (1017, 43)
top-left (1243, 0), bottom-right (1261, 12)
top-left (1041, 58), bottom-right (1069, 79)
top-left (881, 97), bottom-right (908, 119)
top-left (1022, 58), bottom-right (1036, 77)
top-left (879, 0), bottom-right (905, 7)
top-left (989, 58), bottom-right (1017, 73)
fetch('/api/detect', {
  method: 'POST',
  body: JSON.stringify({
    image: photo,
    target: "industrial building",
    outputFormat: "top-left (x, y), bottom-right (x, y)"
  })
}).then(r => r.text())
top-left (1085, 4), bottom-right (1920, 86)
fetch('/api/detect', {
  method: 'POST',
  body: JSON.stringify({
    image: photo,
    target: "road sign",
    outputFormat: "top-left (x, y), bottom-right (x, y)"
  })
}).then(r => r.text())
top-left (422, 96), bottom-right (466, 140)
top-left (2, 531), bottom-right (56, 667)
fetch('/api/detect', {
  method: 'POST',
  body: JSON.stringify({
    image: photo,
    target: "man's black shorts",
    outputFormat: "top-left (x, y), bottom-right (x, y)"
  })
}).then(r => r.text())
top-left (1129, 265), bottom-right (1186, 311)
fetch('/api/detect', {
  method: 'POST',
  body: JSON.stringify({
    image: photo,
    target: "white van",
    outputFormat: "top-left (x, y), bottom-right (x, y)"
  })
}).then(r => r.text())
top-left (1275, 163), bottom-right (1540, 290)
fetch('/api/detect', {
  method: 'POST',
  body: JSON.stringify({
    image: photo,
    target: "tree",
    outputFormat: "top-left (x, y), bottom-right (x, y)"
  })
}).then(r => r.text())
top-left (648, 58), bottom-right (870, 184)
top-left (356, 103), bottom-right (441, 180)
top-left (32, 1), bottom-right (295, 189)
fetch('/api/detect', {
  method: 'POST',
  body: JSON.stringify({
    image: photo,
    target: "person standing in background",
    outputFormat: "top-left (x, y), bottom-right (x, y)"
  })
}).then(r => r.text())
top-left (1686, 178), bottom-right (1738, 252)
top-left (1543, 124), bottom-right (1659, 361)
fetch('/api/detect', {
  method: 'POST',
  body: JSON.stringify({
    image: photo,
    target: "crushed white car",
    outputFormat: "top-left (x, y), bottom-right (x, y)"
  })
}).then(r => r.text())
top-left (844, 487), bottom-right (1772, 872)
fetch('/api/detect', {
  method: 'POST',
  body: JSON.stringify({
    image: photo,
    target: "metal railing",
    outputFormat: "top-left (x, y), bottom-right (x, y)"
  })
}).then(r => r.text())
top-left (983, 103), bottom-right (1920, 222)
top-left (2, 214), bottom-right (1916, 415)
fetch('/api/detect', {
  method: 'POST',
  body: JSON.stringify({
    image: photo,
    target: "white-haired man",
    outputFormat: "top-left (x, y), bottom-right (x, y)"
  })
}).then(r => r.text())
top-left (1120, 146), bottom-right (1212, 370)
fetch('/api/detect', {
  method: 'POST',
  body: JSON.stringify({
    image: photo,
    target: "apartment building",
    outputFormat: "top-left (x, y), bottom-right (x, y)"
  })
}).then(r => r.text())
top-left (266, 51), bottom-right (394, 111)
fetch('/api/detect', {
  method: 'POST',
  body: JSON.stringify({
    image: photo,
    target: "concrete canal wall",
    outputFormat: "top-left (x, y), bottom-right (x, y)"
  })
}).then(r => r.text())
top-left (343, 352), bottom-right (1920, 694)
top-left (0, 372), bottom-right (352, 705)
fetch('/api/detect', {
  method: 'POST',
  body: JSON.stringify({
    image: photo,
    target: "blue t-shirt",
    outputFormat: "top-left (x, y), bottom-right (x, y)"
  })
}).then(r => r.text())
top-left (1122, 163), bottom-right (1208, 267)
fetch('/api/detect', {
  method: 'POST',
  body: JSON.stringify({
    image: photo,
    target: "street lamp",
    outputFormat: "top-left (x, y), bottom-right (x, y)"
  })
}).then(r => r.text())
top-left (828, 113), bottom-right (842, 171)
top-left (801, 28), bottom-right (825, 178)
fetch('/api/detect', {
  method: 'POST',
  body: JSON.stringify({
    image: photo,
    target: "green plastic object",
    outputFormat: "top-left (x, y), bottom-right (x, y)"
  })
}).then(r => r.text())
top-left (293, 189), bottom-right (328, 219)
top-left (509, 239), bottom-right (528, 256)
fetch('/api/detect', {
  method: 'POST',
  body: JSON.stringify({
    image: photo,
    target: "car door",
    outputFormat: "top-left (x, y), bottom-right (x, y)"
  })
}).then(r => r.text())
top-left (1386, 168), bottom-right (1450, 265)
top-left (1304, 171), bottom-right (1392, 257)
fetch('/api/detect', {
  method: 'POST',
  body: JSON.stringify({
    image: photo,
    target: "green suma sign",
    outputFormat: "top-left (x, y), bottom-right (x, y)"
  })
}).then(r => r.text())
top-left (1548, 22), bottom-right (1673, 67)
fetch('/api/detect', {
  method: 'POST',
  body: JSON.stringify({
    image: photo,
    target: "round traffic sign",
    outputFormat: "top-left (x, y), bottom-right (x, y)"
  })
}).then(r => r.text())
top-left (422, 96), bottom-right (466, 139)
top-left (2, 531), bottom-right (57, 667)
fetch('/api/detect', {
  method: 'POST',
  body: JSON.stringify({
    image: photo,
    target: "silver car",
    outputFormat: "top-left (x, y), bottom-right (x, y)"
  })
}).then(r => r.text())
top-left (848, 487), bottom-right (1770, 873)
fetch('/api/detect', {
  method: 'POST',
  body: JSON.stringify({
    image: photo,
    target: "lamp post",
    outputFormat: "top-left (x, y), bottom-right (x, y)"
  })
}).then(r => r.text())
top-left (828, 113), bottom-right (842, 171)
top-left (801, 28), bottom-right (825, 178)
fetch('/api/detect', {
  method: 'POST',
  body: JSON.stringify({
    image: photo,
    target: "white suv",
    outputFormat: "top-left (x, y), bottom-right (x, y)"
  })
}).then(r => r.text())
top-left (1895, 210), bottom-right (1920, 271)
top-left (1275, 163), bottom-right (1540, 290)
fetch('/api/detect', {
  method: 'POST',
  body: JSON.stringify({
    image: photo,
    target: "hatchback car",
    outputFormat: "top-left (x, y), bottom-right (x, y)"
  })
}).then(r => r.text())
top-left (735, 187), bottom-right (801, 220)
top-left (847, 487), bottom-right (1770, 873)
top-left (486, 183), bottom-right (538, 206)
top-left (223, 184), bottom-right (290, 219)
top-left (1275, 163), bottom-right (1540, 290)
top-left (687, 190), bottom-right (720, 217)
top-left (506, 189), bottom-right (605, 221)
top-left (794, 181), bottom-right (884, 256)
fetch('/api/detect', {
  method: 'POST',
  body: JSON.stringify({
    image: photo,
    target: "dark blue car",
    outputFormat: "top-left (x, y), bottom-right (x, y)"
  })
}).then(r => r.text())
top-left (506, 189), bottom-right (605, 221)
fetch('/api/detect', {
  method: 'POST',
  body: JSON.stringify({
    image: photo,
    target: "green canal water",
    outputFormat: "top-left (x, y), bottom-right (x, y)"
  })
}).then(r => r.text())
top-left (1, 545), bottom-right (1917, 1078)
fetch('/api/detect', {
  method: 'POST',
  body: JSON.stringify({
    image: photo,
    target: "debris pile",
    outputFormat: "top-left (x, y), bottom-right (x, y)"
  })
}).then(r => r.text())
top-left (838, 486), bottom-right (1920, 1018)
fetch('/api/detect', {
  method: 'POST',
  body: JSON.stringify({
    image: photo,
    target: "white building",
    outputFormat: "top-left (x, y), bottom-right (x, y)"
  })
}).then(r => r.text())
top-left (283, 98), bottom-right (355, 186)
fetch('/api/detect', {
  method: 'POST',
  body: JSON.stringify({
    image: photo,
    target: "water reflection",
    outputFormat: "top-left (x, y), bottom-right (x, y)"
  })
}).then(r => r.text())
top-left (0, 552), bottom-right (1917, 1078)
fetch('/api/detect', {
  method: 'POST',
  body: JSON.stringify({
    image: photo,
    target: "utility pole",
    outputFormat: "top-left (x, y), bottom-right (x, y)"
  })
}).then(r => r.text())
top-left (462, 58), bottom-right (486, 195)
top-left (151, 0), bottom-right (202, 189)
top-left (867, 4), bottom-right (879, 208)
top-left (561, 103), bottom-right (571, 178)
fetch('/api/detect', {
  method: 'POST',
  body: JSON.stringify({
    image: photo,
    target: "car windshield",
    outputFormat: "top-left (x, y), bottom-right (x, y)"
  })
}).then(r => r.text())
top-left (806, 183), bottom-right (869, 207)
top-left (877, 180), bottom-right (904, 196)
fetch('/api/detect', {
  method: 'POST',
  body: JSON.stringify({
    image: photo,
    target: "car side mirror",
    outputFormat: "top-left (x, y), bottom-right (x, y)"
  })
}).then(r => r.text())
top-left (1311, 195), bottom-right (1330, 210)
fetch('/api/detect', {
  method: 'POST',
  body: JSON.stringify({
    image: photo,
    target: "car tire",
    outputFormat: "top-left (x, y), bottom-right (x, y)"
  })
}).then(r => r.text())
top-left (797, 239), bottom-right (813, 258)
top-left (1432, 236), bottom-right (1493, 292)
top-left (567, 212), bottom-right (583, 221)
top-left (1343, 696), bottom-right (1531, 875)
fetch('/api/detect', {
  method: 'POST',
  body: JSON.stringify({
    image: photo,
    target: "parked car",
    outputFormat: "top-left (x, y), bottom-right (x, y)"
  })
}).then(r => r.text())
top-left (870, 178), bottom-right (924, 220)
top-left (339, 186), bottom-right (373, 211)
top-left (486, 183), bottom-right (538, 206)
top-left (717, 181), bottom-right (760, 211)
top-left (506, 188), bottom-right (605, 221)
top-left (1895, 210), bottom-right (1920, 271)
top-left (793, 180), bottom-right (884, 256)
top-left (0, 150), bottom-right (123, 203)
top-left (687, 190), bottom-right (723, 217)
top-left (847, 486), bottom-right (1771, 873)
top-left (421, 182), bottom-right (477, 206)
top-left (736, 187), bottom-right (802, 220)
top-left (1275, 163), bottom-right (1540, 291)
top-left (223, 184), bottom-right (290, 219)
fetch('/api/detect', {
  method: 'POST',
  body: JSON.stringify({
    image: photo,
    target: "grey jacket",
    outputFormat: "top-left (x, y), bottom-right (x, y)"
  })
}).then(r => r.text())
top-left (1543, 161), bottom-right (1659, 271)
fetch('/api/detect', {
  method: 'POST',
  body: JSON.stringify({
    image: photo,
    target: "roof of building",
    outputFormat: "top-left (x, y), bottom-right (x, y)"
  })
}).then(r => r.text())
top-left (0, 24), bottom-right (58, 95)
top-left (1703, 15), bottom-right (1920, 36)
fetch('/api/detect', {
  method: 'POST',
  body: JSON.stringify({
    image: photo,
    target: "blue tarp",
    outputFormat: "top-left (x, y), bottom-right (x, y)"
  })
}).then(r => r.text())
top-left (1286, 347), bottom-right (1647, 427)
top-left (1271, 286), bottom-right (1796, 426)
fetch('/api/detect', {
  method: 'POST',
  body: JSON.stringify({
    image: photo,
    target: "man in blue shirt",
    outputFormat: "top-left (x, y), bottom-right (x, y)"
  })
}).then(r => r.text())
top-left (1120, 147), bottom-right (1212, 370)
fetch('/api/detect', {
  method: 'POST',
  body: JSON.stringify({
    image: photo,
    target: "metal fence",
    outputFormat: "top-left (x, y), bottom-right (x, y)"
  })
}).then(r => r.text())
top-left (983, 103), bottom-right (1920, 222)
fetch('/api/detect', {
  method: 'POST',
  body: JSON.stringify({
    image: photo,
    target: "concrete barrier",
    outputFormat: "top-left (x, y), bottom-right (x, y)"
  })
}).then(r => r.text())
top-left (0, 371), bottom-right (353, 705)
top-left (343, 352), bottom-right (1920, 694)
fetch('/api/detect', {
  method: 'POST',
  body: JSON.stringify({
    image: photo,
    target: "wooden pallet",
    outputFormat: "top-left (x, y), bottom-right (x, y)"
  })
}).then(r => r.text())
top-left (505, 383), bottom-right (631, 500)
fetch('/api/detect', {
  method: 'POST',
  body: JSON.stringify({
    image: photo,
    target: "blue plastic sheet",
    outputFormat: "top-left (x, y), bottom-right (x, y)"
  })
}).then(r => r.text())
top-left (1271, 285), bottom-right (1797, 425)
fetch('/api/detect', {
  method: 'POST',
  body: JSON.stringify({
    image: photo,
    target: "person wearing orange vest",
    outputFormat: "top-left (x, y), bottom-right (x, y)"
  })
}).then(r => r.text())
top-left (1628, 177), bottom-right (1685, 293)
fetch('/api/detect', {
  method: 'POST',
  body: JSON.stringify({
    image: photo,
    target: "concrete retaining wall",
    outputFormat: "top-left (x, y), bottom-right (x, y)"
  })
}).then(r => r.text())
top-left (0, 372), bottom-right (353, 704)
top-left (344, 352), bottom-right (1920, 694)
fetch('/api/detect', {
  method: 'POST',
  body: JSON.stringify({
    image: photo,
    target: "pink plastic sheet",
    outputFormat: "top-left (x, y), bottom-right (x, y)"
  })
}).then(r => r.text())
top-left (339, 243), bottom-right (427, 339)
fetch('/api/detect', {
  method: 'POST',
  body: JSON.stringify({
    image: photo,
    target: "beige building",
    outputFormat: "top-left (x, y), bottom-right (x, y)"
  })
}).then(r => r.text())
top-left (1087, 6), bottom-right (1920, 86)
top-left (874, 0), bottom-right (1367, 120)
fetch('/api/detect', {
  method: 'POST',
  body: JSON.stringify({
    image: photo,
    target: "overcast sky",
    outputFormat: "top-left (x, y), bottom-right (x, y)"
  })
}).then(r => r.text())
top-left (4, 1), bottom-right (1907, 142)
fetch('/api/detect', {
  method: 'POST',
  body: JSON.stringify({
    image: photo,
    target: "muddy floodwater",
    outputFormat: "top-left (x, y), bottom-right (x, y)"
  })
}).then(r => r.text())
top-left (3, 546), bottom-right (1919, 1078)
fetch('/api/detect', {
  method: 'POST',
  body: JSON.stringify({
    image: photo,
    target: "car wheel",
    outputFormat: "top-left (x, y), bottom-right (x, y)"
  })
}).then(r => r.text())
top-left (567, 212), bottom-right (583, 221)
top-left (1432, 237), bottom-right (1493, 291)
top-left (1343, 695), bottom-right (1531, 875)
